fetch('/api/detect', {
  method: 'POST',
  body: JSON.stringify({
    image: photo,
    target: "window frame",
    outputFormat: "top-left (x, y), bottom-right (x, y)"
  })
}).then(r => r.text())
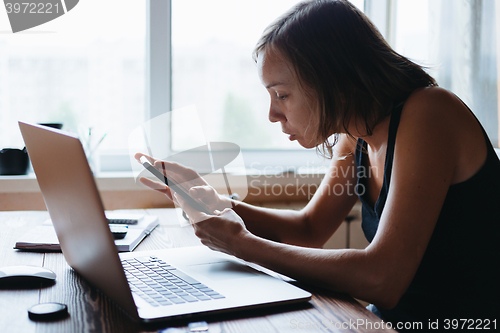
top-left (118, 0), bottom-right (325, 174)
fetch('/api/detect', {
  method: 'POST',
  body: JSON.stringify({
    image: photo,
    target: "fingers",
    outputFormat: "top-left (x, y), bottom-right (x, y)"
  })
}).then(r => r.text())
top-left (173, 192), bottom-right (212, 224)
top-left (135, 153), bottom-right (182, 179)
top-left (134, 152), bottom-right (204, 187)
top-left (135, 154), bottom-right (181, 182)
top-left (139, 177), bottom-right (174, 202)
top-left (134, 152), bottom-right (195, 178)
top-left (134, 152), bottom-right (156, 164)
top-left (189, 186), bottom-right (219, 205)
top-left (153, 160), bottom-right (190, 174)
top-left (153, 160), bottom-right (201, 184)
top-left (190, 208), bottom-right (246, 257)
top-left (189, 185), bottom-right (215, 196)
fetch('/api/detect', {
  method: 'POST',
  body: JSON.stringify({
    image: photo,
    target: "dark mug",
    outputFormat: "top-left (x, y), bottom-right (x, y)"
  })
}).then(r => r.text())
top-left (0, 148), bottom-right (30, 175)
top-left (38, 123), bottom-right (63, 130)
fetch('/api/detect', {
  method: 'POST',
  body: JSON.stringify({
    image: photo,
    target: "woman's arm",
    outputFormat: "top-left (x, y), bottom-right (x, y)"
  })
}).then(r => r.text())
top-left (185, 88), bottom-right (481, 308)
top-left (137, 135), bottom-right (359, 248)
top-left (230, 135), bottom-right (359, 247)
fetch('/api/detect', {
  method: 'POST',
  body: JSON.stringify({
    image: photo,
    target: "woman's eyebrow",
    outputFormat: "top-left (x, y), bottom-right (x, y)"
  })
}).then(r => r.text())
top-left (266, 81), bottom-right (288, 89)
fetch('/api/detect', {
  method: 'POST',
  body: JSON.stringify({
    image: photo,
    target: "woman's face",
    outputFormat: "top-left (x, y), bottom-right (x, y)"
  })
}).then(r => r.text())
top-left (257, 48), bottom-right (321, 149)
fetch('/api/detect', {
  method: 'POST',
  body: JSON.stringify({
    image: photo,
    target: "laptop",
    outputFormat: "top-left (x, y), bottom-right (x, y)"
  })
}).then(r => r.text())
top-left (19, 121), bottom-right (311, 323)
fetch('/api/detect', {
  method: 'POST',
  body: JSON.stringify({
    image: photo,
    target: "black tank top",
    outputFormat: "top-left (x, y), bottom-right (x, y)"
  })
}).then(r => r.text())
top-left (355, 101), bottom-right (500, 325)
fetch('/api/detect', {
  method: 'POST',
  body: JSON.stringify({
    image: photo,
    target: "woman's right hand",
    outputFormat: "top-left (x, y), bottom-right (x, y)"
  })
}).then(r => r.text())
top-left (134, 153), bottom-right (232, 213)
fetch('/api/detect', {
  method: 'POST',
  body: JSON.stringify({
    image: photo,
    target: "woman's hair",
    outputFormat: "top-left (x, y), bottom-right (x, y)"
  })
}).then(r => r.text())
top-left (253, 0), bottom-right (437, 157)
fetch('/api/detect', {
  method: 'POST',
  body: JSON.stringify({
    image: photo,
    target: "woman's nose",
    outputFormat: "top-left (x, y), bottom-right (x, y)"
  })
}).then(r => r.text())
top-left (268, 105), bottom-right (286, 123)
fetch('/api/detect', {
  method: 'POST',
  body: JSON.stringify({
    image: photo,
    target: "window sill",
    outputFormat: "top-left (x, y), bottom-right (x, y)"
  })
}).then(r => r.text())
top-left (4, 148), bottom-right (498, 194)
top-left (0, 172), bottom-right (144, 193)
top-left (0, 169), bottom-right (325, 211)
top-left (0, 168), bottom-right (326, 194)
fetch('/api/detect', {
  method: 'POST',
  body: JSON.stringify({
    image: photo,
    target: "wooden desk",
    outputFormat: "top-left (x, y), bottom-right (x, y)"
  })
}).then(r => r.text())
top-left (0, 210), bottom-right (396, 332)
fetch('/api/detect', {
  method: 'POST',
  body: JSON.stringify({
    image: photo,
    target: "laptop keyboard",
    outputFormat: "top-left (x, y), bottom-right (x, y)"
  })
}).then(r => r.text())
top-left (122, 256), bottom-right (225, 307)
top-left (108, 218), bottom-right (138, 225)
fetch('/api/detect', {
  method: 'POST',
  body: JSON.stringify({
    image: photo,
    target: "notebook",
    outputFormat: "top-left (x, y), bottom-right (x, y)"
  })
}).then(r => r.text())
top-left (19, 121), bottom-right (311, 323)
top-left (14, 212), bottom-right (158, 252)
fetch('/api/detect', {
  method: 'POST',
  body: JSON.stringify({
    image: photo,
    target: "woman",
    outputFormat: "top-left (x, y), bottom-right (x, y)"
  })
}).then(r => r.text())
top-left (137, 0), bottom-right (499, 327)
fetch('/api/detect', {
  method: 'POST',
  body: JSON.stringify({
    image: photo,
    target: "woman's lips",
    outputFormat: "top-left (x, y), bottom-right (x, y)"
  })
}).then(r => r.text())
top-left (283, 130), bottom-right (296, 141)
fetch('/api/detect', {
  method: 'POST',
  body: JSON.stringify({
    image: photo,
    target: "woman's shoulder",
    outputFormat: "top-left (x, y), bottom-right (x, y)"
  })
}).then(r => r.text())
top-left (403, 86), bottom-right (463, 118)
top-left (401, 86), bottom-right (478, 137)
top-left (399, 86), bottom-right (487, 184)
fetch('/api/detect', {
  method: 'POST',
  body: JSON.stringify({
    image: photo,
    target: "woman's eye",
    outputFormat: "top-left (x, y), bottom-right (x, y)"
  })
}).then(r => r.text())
top-left (276, 93), bottom-right (287, 100)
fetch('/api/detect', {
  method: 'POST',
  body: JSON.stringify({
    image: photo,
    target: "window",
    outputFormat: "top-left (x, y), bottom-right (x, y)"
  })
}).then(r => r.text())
top-left (367, 0), bottom-right (499, 147)
top-left (169, 0), bottom-right (363, 171)
top-left (171, 0), bottom-right (364, 152)
top-left (0, 0), bottom-right (146, 170)
top-left (2, 0), bottom-right (496, 177)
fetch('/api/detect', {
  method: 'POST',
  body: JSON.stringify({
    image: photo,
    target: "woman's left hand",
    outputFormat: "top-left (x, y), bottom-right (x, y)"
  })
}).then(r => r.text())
top-left (174, 192), bottom-right (250, 256)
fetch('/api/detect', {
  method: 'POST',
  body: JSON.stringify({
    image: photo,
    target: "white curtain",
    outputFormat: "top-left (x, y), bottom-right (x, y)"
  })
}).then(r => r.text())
top-left (366, 0), bottom-right (499, 147)
top-left (429, 0), bottom-right (498, 146)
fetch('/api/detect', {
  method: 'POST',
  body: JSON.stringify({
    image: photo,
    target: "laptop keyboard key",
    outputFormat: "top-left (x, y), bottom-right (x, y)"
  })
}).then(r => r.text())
top-left (192, 283), bottom-right (208, 289)
top-left (170, 270), bottom-right (201, 285)
top-left (194, 295), bottom-right (211, 301)
top-left (180, 286), bottom-right (195, 291)
top-left (135, 257), bottom-right (151, 263)
top-left (180, 295), bottom-right (199, 302)
top-left (169, 298), bottom-right (186, 304)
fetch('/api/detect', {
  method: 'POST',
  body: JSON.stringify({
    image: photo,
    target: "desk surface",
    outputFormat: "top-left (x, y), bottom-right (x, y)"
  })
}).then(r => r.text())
top-left (0, 209), bottom-right (395, 333)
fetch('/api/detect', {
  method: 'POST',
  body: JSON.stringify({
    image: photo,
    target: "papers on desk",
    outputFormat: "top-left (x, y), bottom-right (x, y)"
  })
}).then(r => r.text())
top-left (14, 214), bottom-right (159, 252)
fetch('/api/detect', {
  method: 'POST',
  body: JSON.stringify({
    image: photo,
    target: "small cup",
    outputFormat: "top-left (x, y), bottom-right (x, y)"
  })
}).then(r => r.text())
top-left (0, 147), bottom-right (30, 175)
top-left (38, 123), bottom-right (63, 130)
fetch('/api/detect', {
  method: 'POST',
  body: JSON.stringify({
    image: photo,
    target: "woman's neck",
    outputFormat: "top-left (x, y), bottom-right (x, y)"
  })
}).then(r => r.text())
top-left (350, 115), bottom-right (391, 153)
